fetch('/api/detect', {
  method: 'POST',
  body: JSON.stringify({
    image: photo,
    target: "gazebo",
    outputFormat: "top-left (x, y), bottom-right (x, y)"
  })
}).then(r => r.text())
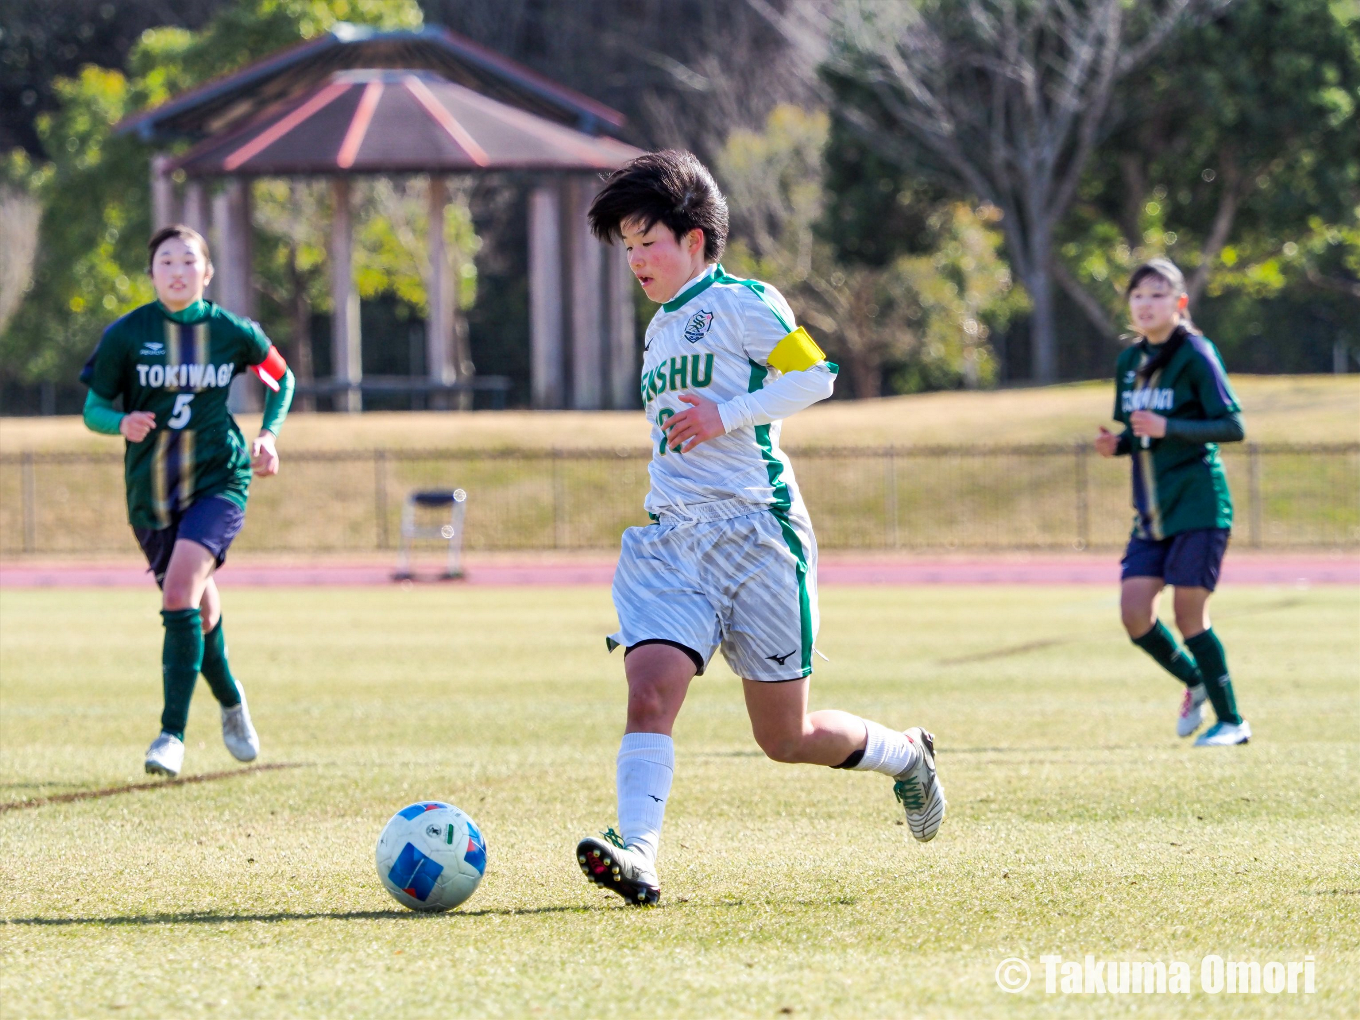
top-left (115, 24), bottom-right (644, 411)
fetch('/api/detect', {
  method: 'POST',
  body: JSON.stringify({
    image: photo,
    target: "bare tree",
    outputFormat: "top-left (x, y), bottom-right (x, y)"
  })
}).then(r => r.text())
top-left (422, 0), bottom-right (824, 157)
top-left (826, 0), bottom-right (1209, 382)
top-left (0, 185), bottom-right (41, 336)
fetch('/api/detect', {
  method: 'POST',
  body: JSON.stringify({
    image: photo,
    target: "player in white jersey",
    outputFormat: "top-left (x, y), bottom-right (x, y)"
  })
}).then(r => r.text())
top-left (572, 151), bottom-right (946, 905)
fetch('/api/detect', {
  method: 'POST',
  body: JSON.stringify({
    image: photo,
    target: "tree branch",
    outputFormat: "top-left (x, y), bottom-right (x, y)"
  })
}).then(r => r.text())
top-left (1187, 153), bottom-right (1242, 304)
top-left (1303, 266), bottom-right (1360, 301)
top-left (1053, 260), bottom-right (1117, 336)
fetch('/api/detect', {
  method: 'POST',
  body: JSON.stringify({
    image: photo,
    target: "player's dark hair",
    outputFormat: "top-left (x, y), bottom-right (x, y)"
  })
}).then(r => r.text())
top-left (588, 149), bottom-right (728, 261)
top-left (148, 224), bottom-right (212, 272)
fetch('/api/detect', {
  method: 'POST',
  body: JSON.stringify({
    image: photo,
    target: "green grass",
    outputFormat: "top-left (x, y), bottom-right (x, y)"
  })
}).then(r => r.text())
top-left (1, 584), bottom-right (1357, 1018)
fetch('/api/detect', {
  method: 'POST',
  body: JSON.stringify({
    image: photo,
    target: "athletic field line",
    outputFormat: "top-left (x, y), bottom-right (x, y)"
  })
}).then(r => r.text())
top-left (0, 763), bottom-right (305, 813)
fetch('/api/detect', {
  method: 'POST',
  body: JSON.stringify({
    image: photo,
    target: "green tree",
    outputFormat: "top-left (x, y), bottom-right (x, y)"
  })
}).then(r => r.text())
top-left (717, 105), bottom-right (1022, 397)
top-left (1, 0), bottom-right (425, 389)
top-left (1058, 0), bottom-right (1360, 334)
top-left (822, 0), bottom-right (1203, 383)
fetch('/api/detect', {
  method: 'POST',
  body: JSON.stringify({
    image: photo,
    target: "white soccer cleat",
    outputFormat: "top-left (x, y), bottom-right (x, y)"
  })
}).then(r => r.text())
top-left (894, 727), bottom-right (946, 842)
top-left (144, 731), bottom-right (185, 777)
top-left (1194, 719), bottom-right (1251, 747)
top-left (1177, 684), bottom-right (1208, 738)
top-left (221, 686), bottom-right (260, 762)
top-left (576, 829), bottom-right (660, 905)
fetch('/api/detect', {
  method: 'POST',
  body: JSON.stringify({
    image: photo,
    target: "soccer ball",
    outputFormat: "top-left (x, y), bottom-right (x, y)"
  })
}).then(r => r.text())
top-left (375, 801), bottom-right (487, 912)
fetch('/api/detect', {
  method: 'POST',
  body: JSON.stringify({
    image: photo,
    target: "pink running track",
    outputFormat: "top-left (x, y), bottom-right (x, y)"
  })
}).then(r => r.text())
top-left (1, 555), bottom-right (1355, 588)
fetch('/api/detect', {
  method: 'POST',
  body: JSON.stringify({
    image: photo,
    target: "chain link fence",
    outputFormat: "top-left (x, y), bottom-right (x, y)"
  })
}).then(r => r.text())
top-left (2, 444), bottom-right (1357, 556)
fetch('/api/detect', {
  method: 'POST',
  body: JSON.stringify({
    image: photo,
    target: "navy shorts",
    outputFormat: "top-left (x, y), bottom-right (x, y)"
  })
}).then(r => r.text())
top-left (1121, 528), bottom-right (1230, 591)
top-left (133, 495), bottom-right (245, 588)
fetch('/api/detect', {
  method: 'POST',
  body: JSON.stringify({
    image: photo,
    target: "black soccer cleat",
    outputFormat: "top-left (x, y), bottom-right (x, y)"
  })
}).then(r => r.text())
top-left (576, 829), bottom-right (660, 906)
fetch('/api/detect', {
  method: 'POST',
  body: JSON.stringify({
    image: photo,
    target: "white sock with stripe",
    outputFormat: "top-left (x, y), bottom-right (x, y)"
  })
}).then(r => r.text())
top-left (616, 732), bottom-right (674, 864)
top-left (850, 720), bottom-right (920, 778)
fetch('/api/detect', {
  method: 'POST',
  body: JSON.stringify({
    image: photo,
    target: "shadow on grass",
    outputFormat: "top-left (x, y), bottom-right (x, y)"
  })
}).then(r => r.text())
top-left (4, 904), bottom-right (593, 927)
top-left (934, 597), bottom-right (1307, 667)
top-left (0, 763), bottom-right (308, 813)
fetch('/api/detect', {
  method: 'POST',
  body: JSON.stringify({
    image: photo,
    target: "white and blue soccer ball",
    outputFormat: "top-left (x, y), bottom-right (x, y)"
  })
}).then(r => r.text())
top-left (375, 801), bottom-right (487, 912)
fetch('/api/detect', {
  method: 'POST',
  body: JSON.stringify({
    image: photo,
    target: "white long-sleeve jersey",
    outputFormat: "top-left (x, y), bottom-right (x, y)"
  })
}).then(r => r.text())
top-left (639, 264), bottom-right (837, 517)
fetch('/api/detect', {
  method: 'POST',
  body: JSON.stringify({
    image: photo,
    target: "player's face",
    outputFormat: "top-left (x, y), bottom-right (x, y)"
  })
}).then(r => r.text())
top-left (1127, 274), bottom-right (1186, 340)
top-left (151, 237), bottom-right (213, 311)
top-left (620, 218), bottom-right (707, 304)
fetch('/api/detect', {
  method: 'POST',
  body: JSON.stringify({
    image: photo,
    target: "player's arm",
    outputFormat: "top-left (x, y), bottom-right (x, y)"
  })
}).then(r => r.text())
top-left (82, 390), bottom-right (124, 436)
top-left (721, 325), bottom-right (835, 428)
top-left (1161, 343), bottom-right (1244, 444)
top-left (249, 344), bottom-right (294, 476)
top-left (81, 330), bottom-right (154, 441)
top-left (663, 328), bottom-right (836, 454)
top-left (1095, 359), bottom-right (1132, 457)
top-left (1095, 425), bottom-right (1130, 457)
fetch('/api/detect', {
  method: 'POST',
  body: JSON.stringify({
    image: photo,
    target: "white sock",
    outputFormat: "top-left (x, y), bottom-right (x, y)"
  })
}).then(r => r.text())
top-left (850, 719), bottom-right (920, 778)
top-left (616, 732), bottom-right (674, 864)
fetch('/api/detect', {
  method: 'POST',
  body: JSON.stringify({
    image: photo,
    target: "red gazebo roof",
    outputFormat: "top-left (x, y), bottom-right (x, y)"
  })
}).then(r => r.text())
top-left (172, 69), bottom-right (643, 176)
top-left (116, 25), bottom-right (627, 143)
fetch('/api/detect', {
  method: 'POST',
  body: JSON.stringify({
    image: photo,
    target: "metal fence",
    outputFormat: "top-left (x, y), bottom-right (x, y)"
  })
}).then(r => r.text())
top-left (2, 444), bottom-right (1357, 556)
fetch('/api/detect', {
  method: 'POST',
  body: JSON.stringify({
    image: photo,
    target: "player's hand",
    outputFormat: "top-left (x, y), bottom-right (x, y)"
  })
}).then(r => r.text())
top-left (1130, 410), bottom-right (1167, 439)
top-left (1094, 426), bottom-right (1119, 458)
top-left (662, 393), bottom-right (725, 453)
top-left (119, 411), bottom-right (156, 443)
top-left (251, 430), bottom-right (280, 476)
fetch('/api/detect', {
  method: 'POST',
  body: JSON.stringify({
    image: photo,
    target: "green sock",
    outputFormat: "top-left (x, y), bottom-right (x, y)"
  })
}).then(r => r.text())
top-left (1131, 620), bottom-right (1204, 688)
top-left (201, 618), bottom-right (242, 708)
top-left (1183, 628), bottom-right (1242, 725)
top-left (160, 608), bottom-right (204, 740)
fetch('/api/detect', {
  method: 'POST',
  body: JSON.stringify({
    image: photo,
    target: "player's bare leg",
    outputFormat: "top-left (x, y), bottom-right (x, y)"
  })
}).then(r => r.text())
top-left (743, 678), bottom-right (946, 841)
top-left (578, 644), bottom-right (693, 904)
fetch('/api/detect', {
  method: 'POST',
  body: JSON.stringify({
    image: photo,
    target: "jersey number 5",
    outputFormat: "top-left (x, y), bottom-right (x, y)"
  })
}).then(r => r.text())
top-left (168, 393), bottom-right (194, 430)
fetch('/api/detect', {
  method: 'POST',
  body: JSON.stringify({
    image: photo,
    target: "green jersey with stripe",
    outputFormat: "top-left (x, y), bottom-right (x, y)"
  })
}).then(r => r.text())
top-left (1112, 330), bottom-right (1241, 539)
top-left (83, 299), bottom-right (271, 530)
top-left (639, 264), bottom-right (835, 516)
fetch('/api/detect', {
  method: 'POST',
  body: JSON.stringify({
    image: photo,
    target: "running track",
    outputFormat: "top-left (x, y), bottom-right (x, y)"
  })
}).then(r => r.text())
top-left (2, 555), bottom-right (1356, 587)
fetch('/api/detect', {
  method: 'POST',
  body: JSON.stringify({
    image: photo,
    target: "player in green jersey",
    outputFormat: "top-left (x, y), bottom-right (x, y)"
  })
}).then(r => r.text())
top-left (1095, 258), bottom-right (1250, 746)
top-left (80, 224), bottom-right (295, 776)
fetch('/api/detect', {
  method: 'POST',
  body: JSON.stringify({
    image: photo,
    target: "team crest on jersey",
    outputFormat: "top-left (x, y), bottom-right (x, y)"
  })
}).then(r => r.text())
top-left (683, 310), bottom-right (714, 344)
top-left (140, 341), bottom-right (166, 356)
top-left (1124, 370), bottom-right (1137, 383)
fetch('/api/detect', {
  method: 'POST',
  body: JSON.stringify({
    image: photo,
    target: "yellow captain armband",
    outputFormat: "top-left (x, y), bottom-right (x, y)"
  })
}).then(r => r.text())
top-left (766, 326), bottom-right (826, 374)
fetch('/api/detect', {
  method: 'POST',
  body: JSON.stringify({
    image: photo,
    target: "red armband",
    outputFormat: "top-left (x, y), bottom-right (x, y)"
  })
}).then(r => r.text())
top-left (250, 345), bottom-right (288, 392)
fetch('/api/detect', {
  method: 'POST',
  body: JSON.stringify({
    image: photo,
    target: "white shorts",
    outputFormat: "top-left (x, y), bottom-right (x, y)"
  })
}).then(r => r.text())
top-left (608, 501), bottom-right (819, 682)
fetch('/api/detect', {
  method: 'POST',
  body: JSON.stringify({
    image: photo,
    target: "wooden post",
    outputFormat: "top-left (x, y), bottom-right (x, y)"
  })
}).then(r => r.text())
top-left (567, 176), bottom-right (604, 410)
top-left (214, 179), bottom-right (260, 413)
top-left (606, 240), bottom-right (636, 409)
top-left (150, 154), bottom-right (176, 230)
top-left (426, 177), bottom-right (455, 409)
top-left (182, 179), bottom-right (212, 301)
top-left (330, 178), bottom-right (362, 413)
top-left (182, 180), bottom-right (210, 236)
top-left (529, 183), bottom-right (564, 409)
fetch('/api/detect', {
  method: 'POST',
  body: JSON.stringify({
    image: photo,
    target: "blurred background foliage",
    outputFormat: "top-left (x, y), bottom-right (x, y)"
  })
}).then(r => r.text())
top-left (1, 0), bottom-right (1357, 411)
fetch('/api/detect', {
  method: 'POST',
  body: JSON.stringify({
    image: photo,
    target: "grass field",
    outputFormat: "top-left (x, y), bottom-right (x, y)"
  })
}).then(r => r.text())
top-left (1, 583), bottom-right (1357, 1018)
top-left (2, 375), bottom-right (1357, 453)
